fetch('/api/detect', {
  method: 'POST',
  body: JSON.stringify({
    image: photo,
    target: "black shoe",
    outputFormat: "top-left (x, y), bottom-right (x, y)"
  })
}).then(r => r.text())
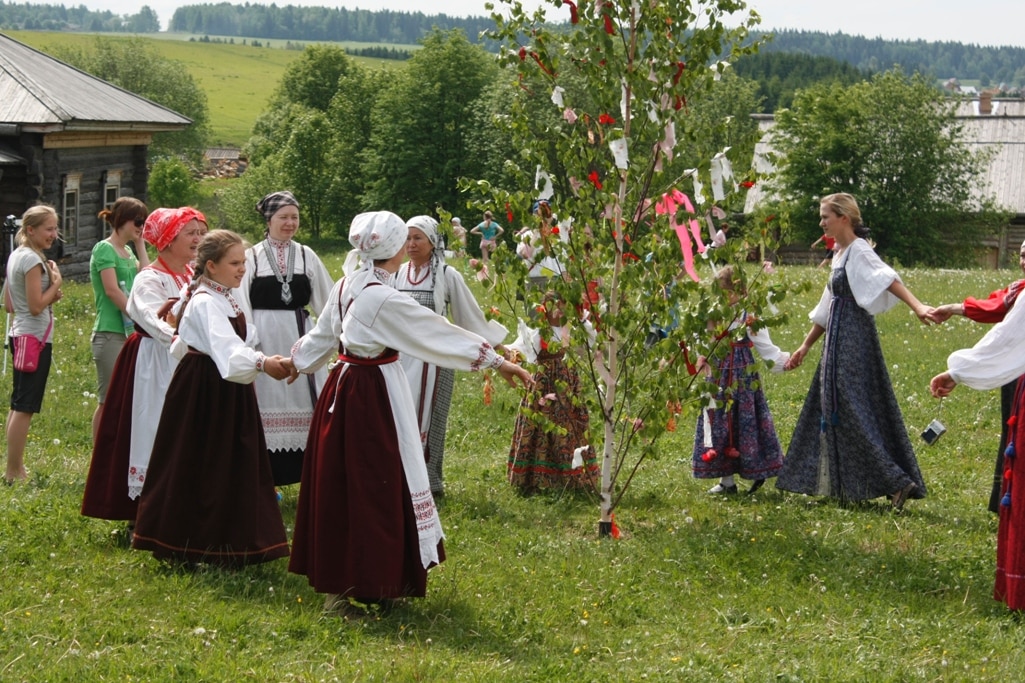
top-left (747, 479), bottom-right (765, 495)
top-left (708, 483), bottom-right (738, 495)
top-left (891, 482), bottom-right (917, 512)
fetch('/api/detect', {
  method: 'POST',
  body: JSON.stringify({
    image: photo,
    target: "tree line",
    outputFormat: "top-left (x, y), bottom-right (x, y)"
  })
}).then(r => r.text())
top-left (733, 51), bottom-right (868, 111)
top-left (754, 29), bottom-right (1025, 89)
top-left (185, 35), bottom-right (410, 59)
top-left (168, 3), bottom-right (495, 46)
top-left (4, 1), bottom-right (1024, 88)
top-left (0, 2), bottom-right (158, 32)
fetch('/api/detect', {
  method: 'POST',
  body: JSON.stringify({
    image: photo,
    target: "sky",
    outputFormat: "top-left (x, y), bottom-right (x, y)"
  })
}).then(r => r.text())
top-left (100, 0), bottom-right (1024, 49)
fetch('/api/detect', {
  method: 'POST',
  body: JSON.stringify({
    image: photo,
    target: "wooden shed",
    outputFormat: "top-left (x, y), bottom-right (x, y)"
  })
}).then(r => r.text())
top-left (0, 32), bottom-right (191, 278)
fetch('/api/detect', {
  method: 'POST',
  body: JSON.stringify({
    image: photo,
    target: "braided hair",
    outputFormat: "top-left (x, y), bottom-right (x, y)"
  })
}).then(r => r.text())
top-left (175, 229), bottom-right (244, 326)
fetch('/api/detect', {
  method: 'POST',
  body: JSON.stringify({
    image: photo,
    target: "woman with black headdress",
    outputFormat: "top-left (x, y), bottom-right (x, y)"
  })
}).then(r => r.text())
top-left (236, 191), bottom-right (333, 486)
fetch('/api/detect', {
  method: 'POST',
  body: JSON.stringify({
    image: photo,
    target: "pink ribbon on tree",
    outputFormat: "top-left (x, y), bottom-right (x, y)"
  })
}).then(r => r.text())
top-left (656, 189), bottom-right (706, 282)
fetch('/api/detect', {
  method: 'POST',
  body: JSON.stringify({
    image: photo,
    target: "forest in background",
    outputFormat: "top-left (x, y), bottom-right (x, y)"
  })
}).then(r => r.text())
top-left (759, 29), bottom-right (1025, 89)
top-left (1, 1), bottom-right (1024, 87)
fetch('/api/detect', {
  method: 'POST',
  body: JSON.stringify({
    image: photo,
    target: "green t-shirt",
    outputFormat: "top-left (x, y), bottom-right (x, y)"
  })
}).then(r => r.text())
top-left (90, 240), bottom-right (138, 334)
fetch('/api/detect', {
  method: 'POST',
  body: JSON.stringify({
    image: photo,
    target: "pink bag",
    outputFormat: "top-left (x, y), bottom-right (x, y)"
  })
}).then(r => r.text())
top-left (13, 315), bottom-right (52, 373)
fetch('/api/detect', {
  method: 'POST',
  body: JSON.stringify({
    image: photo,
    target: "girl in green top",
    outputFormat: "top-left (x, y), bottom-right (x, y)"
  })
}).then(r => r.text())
top-left (89, 197), bottom-right (150, 441)
top-left (470, 210), bottom-right (504, 265)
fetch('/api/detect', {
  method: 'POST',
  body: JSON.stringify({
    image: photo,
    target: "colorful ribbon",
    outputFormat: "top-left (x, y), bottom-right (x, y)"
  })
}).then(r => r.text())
top-left (656, 189), bottom-right (707, 282)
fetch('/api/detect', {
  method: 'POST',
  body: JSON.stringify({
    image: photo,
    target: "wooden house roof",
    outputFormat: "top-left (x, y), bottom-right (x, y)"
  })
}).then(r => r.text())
top-left (205, 147), bottom-right (241, 160)
top-left (0, 32), bottom-right (191, 133)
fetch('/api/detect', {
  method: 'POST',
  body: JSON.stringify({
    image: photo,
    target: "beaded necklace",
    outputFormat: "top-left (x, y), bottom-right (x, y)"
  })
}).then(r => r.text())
top-left (155, 256), bottom-right (192, 290)
top-left (406, 261), bottom-right (431, 286)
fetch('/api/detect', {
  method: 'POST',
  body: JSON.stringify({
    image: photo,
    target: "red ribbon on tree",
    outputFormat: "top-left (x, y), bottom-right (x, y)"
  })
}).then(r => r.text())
top-left (564, 0), bottom-right (579, 23)
top-left (530, 50), bottom-right (555, 77)
top-left (602, 8), bottom-right (615, 35)
top-left (656, 188), bottom-right (707, 282)
top-left (679, 340), bottom-right (698, 375)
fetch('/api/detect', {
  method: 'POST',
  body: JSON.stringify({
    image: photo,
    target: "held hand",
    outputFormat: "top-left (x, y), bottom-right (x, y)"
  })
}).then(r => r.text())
top-left (928, 304), bottom-right (959, 324)
top-left (915, 305), bottom-right (936, 325)
top-left (498, 359), bottom-right (534, 390)
top-left (262, 355), bottom-right (291, 381)
top-left (283, 358), bottom-right (300, 384)
top-left (784, 346), bottom-right (808, 371)
top-left (929, 372), bottom-right (957, 398)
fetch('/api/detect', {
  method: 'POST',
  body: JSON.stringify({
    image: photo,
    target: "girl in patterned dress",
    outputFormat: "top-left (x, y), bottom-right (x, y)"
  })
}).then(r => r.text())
top-left (693, 266), bottom-right (789, 495)
top-left (507, 291), bottom-right (599, 493)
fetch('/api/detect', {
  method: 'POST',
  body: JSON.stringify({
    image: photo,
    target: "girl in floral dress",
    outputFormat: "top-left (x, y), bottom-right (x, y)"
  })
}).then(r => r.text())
top-left (507, 292), bottom-right (598, 493)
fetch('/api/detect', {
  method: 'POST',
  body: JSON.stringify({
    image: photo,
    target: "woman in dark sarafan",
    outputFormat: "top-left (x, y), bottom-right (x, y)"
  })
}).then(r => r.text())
top-left (778, 193), bottom-right (933, 511)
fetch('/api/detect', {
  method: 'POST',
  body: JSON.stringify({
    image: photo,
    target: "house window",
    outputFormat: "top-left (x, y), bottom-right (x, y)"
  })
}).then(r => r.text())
top-left (102, 170), bottom-right (122, 237)
top-left (62, 174), bottom-right (80, 246)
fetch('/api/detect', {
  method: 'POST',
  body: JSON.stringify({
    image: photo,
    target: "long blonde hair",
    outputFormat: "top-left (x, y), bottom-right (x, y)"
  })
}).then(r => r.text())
top-left (16, 205), bottom-right (59, 259)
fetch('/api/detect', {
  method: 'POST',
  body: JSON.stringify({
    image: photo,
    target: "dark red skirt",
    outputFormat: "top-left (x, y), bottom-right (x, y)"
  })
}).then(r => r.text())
top-left (289, 361), bottom-right (444, 598)
top-left (132, 353), bottom-right (288, 566)
top-left (995, 378), bottom-right (1025, 610)
top-left (81, 333), bottom-right (141, 521)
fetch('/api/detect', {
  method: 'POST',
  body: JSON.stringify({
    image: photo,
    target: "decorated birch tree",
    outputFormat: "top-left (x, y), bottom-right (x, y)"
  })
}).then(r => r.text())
top-left (480, 0), bottom-right (795, 535)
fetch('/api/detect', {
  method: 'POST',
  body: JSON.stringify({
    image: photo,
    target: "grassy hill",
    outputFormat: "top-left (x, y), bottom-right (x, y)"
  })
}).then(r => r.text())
top-left (6, 30), bottom-right (410, 147)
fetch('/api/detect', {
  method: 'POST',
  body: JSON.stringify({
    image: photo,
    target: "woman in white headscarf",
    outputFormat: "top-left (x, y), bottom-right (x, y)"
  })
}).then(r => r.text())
top-left (235, 190), bottom-right (332, 486)
top-left (391, 215), bottom-right (508, 496)
top-left (288, 211), bottom-right (531, 612)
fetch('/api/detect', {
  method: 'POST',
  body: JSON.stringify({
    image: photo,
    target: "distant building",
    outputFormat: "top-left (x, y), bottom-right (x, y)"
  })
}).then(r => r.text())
top-left (0, 32), bottom-right (191, 278)
top-left (203, 147), bottom-right (247, 179)
top-left (745, 98), bottom-right (1025, 267)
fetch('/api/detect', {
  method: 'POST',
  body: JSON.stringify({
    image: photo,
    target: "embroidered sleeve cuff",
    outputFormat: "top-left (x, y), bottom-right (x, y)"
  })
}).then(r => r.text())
top-left (487, 349), bottom-right (505, 370)
top-left (256, 353), bottom-right (266, 372)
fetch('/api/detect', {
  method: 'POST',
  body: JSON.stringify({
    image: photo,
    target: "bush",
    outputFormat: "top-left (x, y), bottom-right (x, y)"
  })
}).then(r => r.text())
top-left (147, 157), bottom-right (199, 208)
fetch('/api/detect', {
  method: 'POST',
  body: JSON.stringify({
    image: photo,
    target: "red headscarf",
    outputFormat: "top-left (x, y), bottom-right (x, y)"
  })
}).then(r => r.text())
top-left (143, 207), bottom-right (208, 251)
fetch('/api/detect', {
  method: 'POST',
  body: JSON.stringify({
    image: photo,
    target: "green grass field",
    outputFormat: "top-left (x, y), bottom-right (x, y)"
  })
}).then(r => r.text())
top-left (1, 259), bottom-right (1023, 681)
top-left (7, 30), bottom-right (409, 146)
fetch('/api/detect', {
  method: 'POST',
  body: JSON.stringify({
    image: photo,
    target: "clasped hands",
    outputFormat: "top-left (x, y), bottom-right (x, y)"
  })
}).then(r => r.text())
top-left (262, 355), bottom-right (299, 382)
